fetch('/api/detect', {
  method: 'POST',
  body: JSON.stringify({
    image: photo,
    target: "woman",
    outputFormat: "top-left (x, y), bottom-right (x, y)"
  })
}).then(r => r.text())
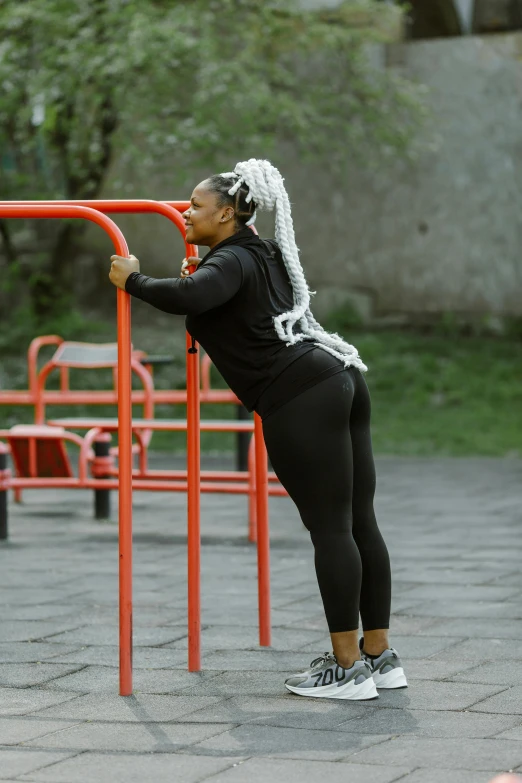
top-left (109, 158), bottom-right (407, 701)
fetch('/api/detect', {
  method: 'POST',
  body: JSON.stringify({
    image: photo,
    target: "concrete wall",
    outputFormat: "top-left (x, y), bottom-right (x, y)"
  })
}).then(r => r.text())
top-left (292, 32), bottom-right (522, 323)
top-left (88, 32), bottom-right (522, 327)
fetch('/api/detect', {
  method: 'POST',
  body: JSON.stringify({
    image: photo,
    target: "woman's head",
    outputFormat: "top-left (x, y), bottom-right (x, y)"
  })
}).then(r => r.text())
top-left (183, 157), bottom-right (367, 371)
top-left (183, 174), bottom-right (256, 248)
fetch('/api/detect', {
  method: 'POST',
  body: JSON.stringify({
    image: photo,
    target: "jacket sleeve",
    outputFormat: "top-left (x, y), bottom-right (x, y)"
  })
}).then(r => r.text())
top-left (125, 252), bottom-right (243, 316)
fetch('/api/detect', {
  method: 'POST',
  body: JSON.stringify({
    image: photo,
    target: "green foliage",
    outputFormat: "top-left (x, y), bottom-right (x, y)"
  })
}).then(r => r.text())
top-left (0, 0), bottom-right (427, 319)
top-left (333, 329), bottom-right (522, 457)
top-left (322, 299), bottom-right (366, 333)
top-left (0, 302), bottom-right (107, 356)
top-left (0, 0), bottom-right (426, 195)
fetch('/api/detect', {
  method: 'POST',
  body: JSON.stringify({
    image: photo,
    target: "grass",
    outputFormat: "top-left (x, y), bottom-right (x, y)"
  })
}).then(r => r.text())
top-left (353, 331), bottom-right (522, 456)
top-left (1, 329), bottom-right (522, 457)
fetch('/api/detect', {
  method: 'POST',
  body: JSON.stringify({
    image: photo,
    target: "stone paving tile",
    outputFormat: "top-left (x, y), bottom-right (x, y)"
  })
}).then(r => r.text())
top-left (470, 686), bottom-right (522, 715)
top-left (46, 624), bottom-right (187, 648)
top-left (449, 661), bottom-right (522, 686)
top-left (48, 645), bottom-right (188, 669)
top-left (189, 724), bottom-right (390, 760)
top-left (200, 650), bottom-right (321, 672)
top-left (399, 659), bottom-right (469, 681)
top-left (32, 692), bottom-right (225, 722)
top-left (493, 723), bottom-right (522, 740)
top-left (431, 639), bottom-right (522, 661)
top-left (25, 720), bottom-right (236, 752)
top-left (0, 621), bottom-right (83, 643)
top-left (0, 605), bottom-right (85, 622)
top-left (41, 665), bottom-right (221, 694)
top-left (176, 695), bottom-right (376, 729)
top-left (390, 568), bottom-right (516, 586)
top-left (0, 749), bottom-right (78, 779)
top-left (347, 736), bottom-right (522, 771)
top-left (397, 584), bottom-right (521, 601)
top-left (396, 770), bottom-right (502, 783)
top-left (0, 664), bottom-right (85, 689)
top-left (204, 757), bottom-right (411, 783)
top-left (166, 626), bottom-right (326, 652)
top-left (164, 671), bottom-right (297, 698)
top-left (0, 718), bottom-right (82, 746)
top-left (399, 600), bottom-right (522, 620)
top-left (0, 588), bottom-right (86, 606)
top-left (0, 688), bottom-right (82, 717)
top-left (360, 680), bottom-right (505, 712)
top-left (412, 618), bottom-right (522, 639)
top-left (18, 752), bottom-right (245, 783)
top-left (336, 707), bottom-right (521, 738)
top-left (0, 643), bottom-right (82, 663)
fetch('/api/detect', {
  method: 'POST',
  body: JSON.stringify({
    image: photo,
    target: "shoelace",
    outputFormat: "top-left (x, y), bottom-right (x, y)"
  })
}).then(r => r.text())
top-left (310, 652), bottom-right (335, 669)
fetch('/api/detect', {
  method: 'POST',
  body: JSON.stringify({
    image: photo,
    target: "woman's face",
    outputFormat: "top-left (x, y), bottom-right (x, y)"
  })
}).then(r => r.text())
top-left (182, 181), bottom-right (234, 247)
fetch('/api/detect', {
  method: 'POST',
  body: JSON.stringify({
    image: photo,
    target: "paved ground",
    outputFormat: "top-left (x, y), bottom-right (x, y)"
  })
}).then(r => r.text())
top-left (1, 454), bottom-right (522, 782)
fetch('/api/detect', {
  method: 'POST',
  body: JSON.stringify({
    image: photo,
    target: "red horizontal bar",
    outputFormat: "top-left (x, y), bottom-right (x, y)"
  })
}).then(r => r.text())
top-left (125, 469), bottom-right (281, 482)
top-left (7, 477), bottom-right (262, 493)
top-left (0, 390), bottom-right (239, 406)
top-left (47, 418), bottom-right (255, 432)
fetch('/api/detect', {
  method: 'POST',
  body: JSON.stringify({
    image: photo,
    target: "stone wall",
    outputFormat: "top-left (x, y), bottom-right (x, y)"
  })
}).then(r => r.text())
top-left (88, 32), bottom-right (522, 328)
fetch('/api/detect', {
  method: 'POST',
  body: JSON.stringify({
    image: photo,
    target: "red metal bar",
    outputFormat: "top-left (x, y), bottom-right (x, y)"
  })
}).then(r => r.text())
top-left (186, 332), bottom-right (201, 671)
top-left (0, 204), bottom-right (133, 697)
top-left (248, 436), bottom-right (257, 543)
top-left (0, 388), bottom-right (238, 406)
top-left (254, 413), bottom-right (271, 646)
top-left (27, 336), bottom-right (63, 395)
top-left (47, 417), bottom-right (256, 431)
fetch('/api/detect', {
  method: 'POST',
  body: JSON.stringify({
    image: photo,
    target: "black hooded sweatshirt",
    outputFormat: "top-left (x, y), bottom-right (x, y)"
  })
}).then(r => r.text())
top-left (125, 228), bottom-right (345, 418)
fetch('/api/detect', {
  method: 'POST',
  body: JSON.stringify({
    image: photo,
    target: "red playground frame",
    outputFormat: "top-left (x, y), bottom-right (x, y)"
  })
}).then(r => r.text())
top-left (0, 200), bottom-right (271, 696)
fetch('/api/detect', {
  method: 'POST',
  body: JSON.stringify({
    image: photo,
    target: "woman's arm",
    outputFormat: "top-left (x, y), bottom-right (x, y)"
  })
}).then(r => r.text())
top-left (117, 253), bottom-right (244, 316)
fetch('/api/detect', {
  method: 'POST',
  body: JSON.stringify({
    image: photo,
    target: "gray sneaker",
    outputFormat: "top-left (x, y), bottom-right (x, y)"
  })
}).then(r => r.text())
top-left (285, 652), bottom-right (379, 700)
top-left (359, 638), bottom-right (408, 689)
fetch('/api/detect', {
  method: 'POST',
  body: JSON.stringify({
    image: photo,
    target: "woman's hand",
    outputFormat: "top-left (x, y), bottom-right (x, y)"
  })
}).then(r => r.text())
top-left (180, 256), bottom-right (202, 278)
top-left (109, 254), bottom-right (140, 290)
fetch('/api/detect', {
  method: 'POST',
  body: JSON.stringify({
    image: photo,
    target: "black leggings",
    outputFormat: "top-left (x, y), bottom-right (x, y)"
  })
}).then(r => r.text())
top-left (262, 367), bottom-right (391, 633)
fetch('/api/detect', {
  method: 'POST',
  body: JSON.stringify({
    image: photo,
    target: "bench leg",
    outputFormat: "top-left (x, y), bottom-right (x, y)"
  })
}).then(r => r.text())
top-left (236, 404), bottom-right (251, 472)
top-left (0, 446), bottom-right (9, 540)
top-left (93, 436), bottom-right (112, 520)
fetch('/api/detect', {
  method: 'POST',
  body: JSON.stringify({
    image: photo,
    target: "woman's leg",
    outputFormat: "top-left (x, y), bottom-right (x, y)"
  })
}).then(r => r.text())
top-left (262, 368), bottom-right (393, 663)
top-left (349, 367), bottom-right (392, 654)
top-left (262, 370), bottom-right (362, 665)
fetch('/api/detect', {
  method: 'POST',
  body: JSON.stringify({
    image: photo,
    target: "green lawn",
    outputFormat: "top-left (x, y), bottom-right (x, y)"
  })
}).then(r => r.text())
top-left (1, 330), bottom-right (521, 457)
top-left (355, 331), bottom-right (522, 456)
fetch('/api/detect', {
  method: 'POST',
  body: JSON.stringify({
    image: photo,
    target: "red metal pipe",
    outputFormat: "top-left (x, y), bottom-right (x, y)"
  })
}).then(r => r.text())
top-left (0, 388), bottom-right (239, 406)
top-left (0, 204), bottom-right (134, 698)
top-left (186, 332), bottom-right (201, 671)
top-left (254, 413), bottom-right (271, 646)
top-left (248, 435), bottom-right (257, 543)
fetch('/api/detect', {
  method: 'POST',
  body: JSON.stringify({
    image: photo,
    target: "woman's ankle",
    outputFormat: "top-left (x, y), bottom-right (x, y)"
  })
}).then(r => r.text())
top-left (362, 629), bottom-right (390, 656)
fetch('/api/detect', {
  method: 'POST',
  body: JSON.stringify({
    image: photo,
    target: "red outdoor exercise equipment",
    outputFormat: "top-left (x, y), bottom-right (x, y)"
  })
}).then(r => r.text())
top-left (0, 200), bottom-right (272, 695)
top-left (0, 204), bottom-right (134, 696)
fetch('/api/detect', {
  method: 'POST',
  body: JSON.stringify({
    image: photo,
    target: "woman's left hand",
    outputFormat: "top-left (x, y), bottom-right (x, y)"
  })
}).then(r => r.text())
top-left (109, 254), bottom-right (140, 290)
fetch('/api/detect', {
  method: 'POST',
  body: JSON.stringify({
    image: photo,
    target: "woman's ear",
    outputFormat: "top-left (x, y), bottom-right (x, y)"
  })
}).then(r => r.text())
top-left (220, 208), bottom-right (234, 223)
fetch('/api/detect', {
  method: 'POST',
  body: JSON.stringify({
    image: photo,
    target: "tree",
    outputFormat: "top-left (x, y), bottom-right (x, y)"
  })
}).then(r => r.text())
top-left (0, 0), bottom-right (427, 322)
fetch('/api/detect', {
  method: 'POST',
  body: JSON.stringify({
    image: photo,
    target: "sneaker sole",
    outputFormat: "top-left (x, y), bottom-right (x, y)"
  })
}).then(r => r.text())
top-left (285, 675), bottom-right (379, 701)
top-left (372, 667), bottom-right (408, 689)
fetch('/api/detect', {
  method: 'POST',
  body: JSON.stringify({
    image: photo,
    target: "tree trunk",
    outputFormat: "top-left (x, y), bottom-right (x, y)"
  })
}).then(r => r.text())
top-left (30, 221), bottom-right (81, 322)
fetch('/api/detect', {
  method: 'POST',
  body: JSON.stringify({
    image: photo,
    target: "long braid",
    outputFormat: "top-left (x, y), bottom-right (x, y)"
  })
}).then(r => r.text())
top-left (221, 158), bottom-right (368, 372)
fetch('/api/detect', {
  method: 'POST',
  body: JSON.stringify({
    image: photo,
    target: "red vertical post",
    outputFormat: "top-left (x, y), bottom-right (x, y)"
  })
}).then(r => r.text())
top-left (254, 413), bottom-right (271, 646)
top-left (117, 287), bottom-right (133, 696)
top-left (0, 204), bottom-right (133, 695)
top-left (186, 332), bottom-right (201, 671)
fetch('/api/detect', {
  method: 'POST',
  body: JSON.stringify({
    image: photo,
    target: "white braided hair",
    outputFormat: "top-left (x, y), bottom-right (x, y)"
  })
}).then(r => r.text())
top-left (220, 159), bottom-right (368, 372)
